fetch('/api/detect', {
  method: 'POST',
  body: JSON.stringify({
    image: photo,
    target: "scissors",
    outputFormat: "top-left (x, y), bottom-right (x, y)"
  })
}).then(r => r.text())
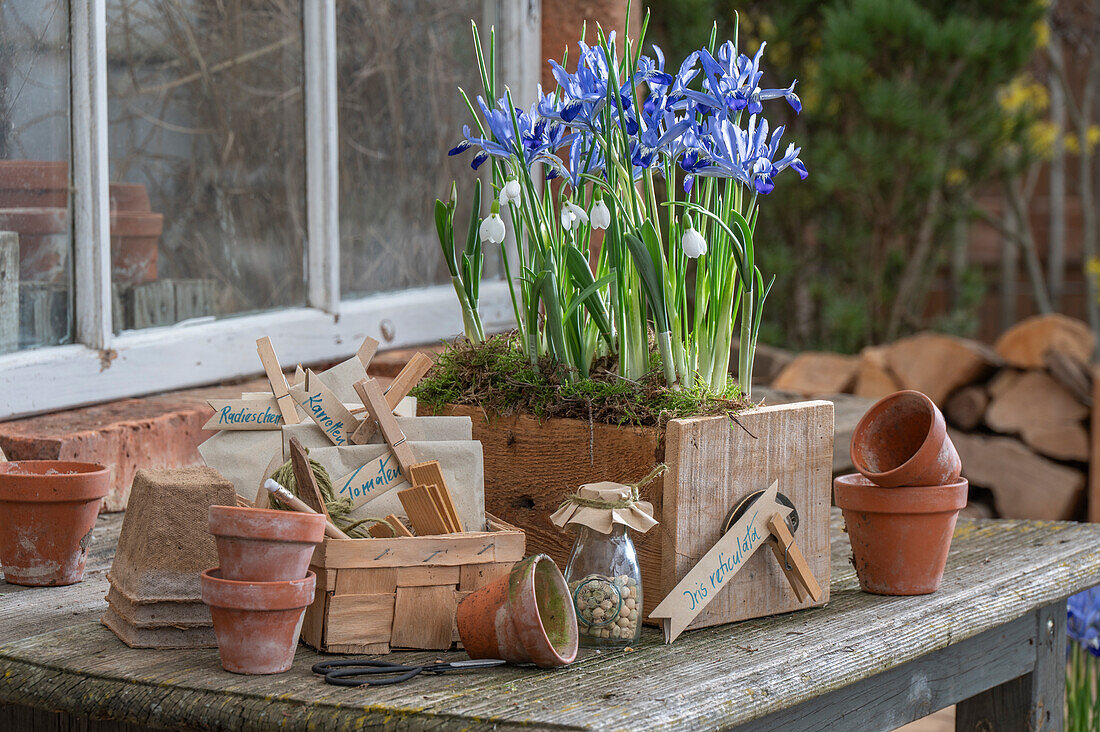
top-left (312, 658), bottom-right (506, 687)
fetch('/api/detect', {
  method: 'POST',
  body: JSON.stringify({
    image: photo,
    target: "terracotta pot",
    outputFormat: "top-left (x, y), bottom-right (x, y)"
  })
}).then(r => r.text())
top-left (456, 554), bottom-right (578, 667)
top-left (850, 390), bottom-right (961, 488)
top-left (208, 505), bottom-right (325, 582)
top-left (834, 473), bottom-right (968, 595)
top-left (0, 161), bottom-right (68, 208)
top-left (110, 211), bottom-right (161, 284)
top-left (0, 461), bottom-right (111, 586)
top-left (0, 207), bottom-right (70, 283)
top-left (201, 568), bottom-right (316, 675)
top-left (109, 183), bottom-right (151, 212)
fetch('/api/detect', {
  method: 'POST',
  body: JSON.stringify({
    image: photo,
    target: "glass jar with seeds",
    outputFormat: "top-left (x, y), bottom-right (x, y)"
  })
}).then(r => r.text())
top-left (549, 468), bottom-right (663, 648)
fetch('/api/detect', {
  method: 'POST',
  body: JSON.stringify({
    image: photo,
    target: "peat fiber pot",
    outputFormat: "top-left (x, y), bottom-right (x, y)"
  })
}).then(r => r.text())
top-left (0, 461), bottom-right (111, 586)
top-left (850, 390), bottom-right (961, 488)
top-left (834, 473), bottom-right (969, 595)
top-left (201, 568), bottom-right (316, 675)
top-left (208, 505), bottom-right (325, 582)
top-left (427, 401), bottom-right (835, 630)
top-left (456, 554), bottom-right (578, 667)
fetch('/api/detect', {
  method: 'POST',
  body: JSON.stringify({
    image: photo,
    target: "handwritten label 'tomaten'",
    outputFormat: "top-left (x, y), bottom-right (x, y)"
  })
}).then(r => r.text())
top-left (335, 453), bottom-right (409, 508)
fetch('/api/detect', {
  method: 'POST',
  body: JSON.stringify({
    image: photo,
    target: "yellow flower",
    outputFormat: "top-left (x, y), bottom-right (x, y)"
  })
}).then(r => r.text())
top-left (945, 168), bottom-right (967, 186)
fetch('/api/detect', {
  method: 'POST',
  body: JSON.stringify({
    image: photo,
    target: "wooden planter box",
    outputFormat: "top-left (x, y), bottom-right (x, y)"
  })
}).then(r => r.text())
top-left (301, 515), bottom-right (525, 654)
top-left (430, 401), bottom-right (834, 630)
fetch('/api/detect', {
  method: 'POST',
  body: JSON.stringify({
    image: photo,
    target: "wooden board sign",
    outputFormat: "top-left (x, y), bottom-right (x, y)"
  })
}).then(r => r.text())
top-left (649, 480), bottom-right (791, 643)
top-left (290, 370), bottom-right (360, 446)
top-left (203, 397), bottom-right (284, 431)
top-left (333, 453), bottom-right (410, 507)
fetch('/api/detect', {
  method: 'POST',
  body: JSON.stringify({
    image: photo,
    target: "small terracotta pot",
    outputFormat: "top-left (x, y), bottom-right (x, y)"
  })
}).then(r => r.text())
top-left (110, 211), bottom-right (162, 284)
top-left (201, 568), bottom-right (316, 675)
top-left (456, 554), bottom-right (578, 668)
top-left (835, 473), bottom-right (968, 595)
top-left (0, 461), bottom-right (111, 586)
top-left (109, 183), bottom-right (151, 212)
top-left (850, 390), bottom-right (961, 488)
top-left (0, 161), bottom-right (68, 208)
top-left (0, 207), bottom-right (70, 283)
top-left (208, 505), bottom-right (325, 582)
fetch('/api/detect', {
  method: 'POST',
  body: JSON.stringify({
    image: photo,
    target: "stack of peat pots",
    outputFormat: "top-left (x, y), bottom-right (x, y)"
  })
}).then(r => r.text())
top-left (102, 468), bottom-right (236, 648)
top-left (202, 505), bottom-right (324, 674)
top-left (835, 390), bottom-right (967, 595)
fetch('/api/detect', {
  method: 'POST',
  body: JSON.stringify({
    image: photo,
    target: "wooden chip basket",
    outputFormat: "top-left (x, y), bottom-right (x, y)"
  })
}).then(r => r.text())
top-left (301, 514), bottom-right (526, 654)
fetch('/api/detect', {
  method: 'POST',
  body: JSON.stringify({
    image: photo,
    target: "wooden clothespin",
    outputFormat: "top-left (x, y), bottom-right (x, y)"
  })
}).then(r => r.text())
top-left (256, 336), bottom-right (299, 425)
top-left (354, 378), bottom-right (416, 472)
top-left (357, 336), bottom-right (380, 369)
top-left (766, 513), bottom-right (822, 603)
top-left (349, 352), bottom-right (433, 444)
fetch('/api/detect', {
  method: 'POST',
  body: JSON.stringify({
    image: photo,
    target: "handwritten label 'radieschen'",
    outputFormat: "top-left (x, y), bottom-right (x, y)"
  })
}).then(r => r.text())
top-left (203, 398), bottom-right (285, 431)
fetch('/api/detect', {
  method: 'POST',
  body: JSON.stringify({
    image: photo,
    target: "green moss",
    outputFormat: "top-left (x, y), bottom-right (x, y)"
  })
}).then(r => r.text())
top-left (413, 333), bottom-right (752, 428)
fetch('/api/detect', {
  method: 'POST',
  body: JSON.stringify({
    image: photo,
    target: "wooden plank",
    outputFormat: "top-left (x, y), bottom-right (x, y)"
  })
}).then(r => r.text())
top-left (130, 280), bottom-right (175, 329)
top-left (390, 586), bottom-right (455, 650)
top-left (334, 568), bottom-right (397, 596)
top-left (410, 461), bottom-right (463, 532)
top-left (397, 566), bottom-right (460, 587)
top-left (300, 587), bottom-right (328, 650)
top-left (0, 232), bottom-right (17, 354)
top-left (728, 610), bottom-right (1038, 732)
top-left (256, 336), bottom-right (299, 425)
top-left (173, 279), bottom-right (217, 321)
top-left (3, 515), bottom-right (1100, 729)
top-left (323, 593), bottom-right (395, 646)
top-left (289, 436), bottom-right (331, 521)
top-left (956, 602), bottom-right (1066, 732)
top-left (459, 562), bottom-right (512, 591)
top-left (317, 529), bottom-right (518, 569)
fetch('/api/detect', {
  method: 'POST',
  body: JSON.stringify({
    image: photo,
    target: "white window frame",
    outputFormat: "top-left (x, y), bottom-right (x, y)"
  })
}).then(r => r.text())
top-left (0, 0), bottom-right (538, 420)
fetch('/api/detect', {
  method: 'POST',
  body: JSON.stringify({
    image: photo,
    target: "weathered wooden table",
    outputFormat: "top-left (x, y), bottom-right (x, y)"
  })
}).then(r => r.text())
top-left (1, 511), bottom-right (1097, 731)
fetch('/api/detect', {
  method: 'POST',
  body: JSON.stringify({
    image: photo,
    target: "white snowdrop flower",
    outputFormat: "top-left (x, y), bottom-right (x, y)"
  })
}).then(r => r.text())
top-left (562, 201), bottom-right (589, 232)
top-left (500, 179), bottom-right (522, 205)
top-left (590, 198), bottom-right (611, 230)
top-left (480, 200), bottom-right (506, 244)
top-left (682, 225), bottom-right (707, 258)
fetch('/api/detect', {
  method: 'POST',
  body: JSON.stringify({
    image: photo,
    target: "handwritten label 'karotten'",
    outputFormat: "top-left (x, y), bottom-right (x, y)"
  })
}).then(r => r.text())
top-left (203, 397), bottom-right (284, 431)
top-left (649, 480), bottom-right (791, 643)
top-left (334, 452), bottom-right (410, 509)
top-left (289, 370), bottom-right (360, 446)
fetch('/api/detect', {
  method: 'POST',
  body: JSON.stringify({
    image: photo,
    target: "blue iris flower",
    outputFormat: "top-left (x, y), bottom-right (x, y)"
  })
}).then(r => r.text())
top-left (689, 41), bottom-right (801, 116)
top-left (687, 114), bottom-right (807, 194)
top-left (449, 96), bottom-right (571, 176)
top-left (1068, 588), bottom-right (1100, 658)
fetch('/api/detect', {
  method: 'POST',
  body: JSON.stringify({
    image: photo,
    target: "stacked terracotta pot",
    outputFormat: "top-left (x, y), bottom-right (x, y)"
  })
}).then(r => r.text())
top-left (0, 161), bottom-right (162, 288)
top-left (836, 390), bottom-right (968, 595)
top-left (203, 506), bottom-right (324, 675)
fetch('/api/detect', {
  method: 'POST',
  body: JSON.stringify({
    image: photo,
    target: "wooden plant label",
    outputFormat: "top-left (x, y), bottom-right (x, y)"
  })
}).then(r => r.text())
top-left (203, 397), bottom-right (284, 431)
top-left (289, 370), bottom-right (360, 446)
top-left (333, 452), bottom-right (410, 508)
top-left (649, 480), bottom-right (791, 643)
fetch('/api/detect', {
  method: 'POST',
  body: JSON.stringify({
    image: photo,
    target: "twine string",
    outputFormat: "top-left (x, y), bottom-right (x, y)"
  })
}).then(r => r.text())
top-left (269, 455), bottom-right (394, 538)
top-left (557, 464), bottom-right (667, 512)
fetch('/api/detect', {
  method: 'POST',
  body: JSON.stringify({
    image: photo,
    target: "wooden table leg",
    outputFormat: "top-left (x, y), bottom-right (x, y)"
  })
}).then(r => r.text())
top-left (956, 600), bottom-right (1066, 732)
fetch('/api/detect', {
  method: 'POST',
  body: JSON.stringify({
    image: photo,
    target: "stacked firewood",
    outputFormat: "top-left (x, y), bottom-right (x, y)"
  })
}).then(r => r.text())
top-left (771, 314), bottom-right (1094, 521)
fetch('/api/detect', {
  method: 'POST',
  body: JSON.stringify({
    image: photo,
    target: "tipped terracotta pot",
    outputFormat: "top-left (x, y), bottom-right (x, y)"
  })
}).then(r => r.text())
top-left (456, 554), bottom-right (578, 668)
top-left (208, 505), bottom-right (325, 582)
top-left (201, 568), bottom-right (315, 675)
top-left (0, 207), bottom-right (69, 283)
top-left (0, 161), bottom-right (68, 208)
top-left (835, 473), bottom-right (968, 595)
top-left (0, 461), bottom-right (111, 586)
top-left (850, 390), bottom-right (961, 488)
top-left (110, 211), bottom-right (161, 284)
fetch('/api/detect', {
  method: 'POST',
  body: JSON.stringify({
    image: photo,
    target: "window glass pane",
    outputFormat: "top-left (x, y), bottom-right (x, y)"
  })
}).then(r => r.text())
top-left (337, 0), bottom-right (493, 297)
top-left (0, 1), bottom-right (73, 352)
top-left (107, 0), bottom-right (306, 332)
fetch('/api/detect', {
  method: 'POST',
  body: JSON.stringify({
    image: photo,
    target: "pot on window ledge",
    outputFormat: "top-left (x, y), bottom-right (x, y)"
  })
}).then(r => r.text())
top-left (0, 161), bottom-right (69, 209)
top-left (110, 210), bottom-right (162, 284)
